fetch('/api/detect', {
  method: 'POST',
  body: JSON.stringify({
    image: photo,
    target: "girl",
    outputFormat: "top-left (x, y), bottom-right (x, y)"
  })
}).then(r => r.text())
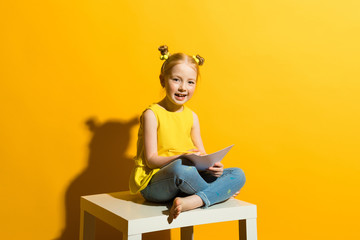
top-left (129, 45), bottom-right (246, 220)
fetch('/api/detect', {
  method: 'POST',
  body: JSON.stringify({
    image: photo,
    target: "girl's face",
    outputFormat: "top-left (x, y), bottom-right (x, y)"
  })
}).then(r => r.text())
top-left (163, 63), bottom-right (197, 108)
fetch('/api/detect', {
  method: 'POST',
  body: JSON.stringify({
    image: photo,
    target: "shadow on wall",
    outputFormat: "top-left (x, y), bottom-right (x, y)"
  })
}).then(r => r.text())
top-left (55, 117), bottom-right (171, 240)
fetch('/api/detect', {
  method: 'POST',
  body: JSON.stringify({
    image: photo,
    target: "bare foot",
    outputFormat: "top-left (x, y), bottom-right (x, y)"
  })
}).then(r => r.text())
top-left (169, 195), bottom-right (204, 220)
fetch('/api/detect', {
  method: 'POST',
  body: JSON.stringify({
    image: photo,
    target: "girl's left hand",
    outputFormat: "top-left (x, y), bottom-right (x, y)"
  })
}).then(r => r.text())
top-left (207, 162), bottom-right (224, 177)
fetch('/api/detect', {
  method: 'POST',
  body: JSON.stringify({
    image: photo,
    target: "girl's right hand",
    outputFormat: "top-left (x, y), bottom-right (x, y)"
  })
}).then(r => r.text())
top-left (186, 149), bottom-right (202, 156)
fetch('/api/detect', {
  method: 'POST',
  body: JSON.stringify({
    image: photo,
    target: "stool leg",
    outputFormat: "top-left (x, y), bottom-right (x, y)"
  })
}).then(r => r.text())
top-left (239, 219), bottom-right (257, 240)
top-left (239, 219), bottom-right (246, 240)
top-left (246, 218), bottom-right (257, 240)
top-left (123, 233), bottom-right (142, 240)
top-left (181, 226), bottom-right (194, 240)
top-left (80, 210), bottom-right (95, 240)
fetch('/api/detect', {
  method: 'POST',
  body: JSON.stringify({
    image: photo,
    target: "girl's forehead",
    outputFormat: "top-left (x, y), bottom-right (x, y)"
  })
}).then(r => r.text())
top-left (170, 63), bottom-right (197, 76)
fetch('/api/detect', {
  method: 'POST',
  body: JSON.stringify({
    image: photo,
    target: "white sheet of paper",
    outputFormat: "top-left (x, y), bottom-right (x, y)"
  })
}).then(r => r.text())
top-left (183, 144), bottom-right (234, 171)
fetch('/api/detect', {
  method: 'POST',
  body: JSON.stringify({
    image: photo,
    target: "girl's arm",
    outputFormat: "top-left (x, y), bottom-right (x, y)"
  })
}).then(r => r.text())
top-left (191, 111), bottom-right (206, 154)
top-left (143, 109), bottom-right (181, 169)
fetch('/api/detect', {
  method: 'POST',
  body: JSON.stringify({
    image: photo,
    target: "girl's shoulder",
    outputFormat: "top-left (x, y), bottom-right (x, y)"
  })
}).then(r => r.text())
top-left (141, 108), bottom-right (157, 125)
top-left (143, 103), bottom-right (193, 119)
top-left (140, 103), bottom-right (158, 115)
top-left (139, 103), bottom-right (156, 120)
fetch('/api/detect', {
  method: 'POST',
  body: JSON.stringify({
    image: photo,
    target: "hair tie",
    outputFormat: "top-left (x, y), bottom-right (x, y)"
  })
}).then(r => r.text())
top-left (159, 45), bottom-right (170, 60)
top-left (160, 53), bottom-right (169, 60)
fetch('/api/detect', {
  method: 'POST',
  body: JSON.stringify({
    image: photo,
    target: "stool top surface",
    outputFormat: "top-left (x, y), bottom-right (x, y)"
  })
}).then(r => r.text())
top-left (81, 191), bottom-right (256, 221)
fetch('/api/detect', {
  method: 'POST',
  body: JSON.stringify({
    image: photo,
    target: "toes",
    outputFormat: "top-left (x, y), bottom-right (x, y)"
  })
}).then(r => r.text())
top-left (173, 206), bottom-right (181, 219)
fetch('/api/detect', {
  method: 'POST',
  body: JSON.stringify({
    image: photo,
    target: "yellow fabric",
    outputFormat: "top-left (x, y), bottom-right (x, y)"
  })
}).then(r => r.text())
top-left (129, 103), bottom-right (195, 194)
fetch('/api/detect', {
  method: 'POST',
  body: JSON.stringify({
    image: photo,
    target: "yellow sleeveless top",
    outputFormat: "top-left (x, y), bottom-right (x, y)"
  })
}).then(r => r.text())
top-left (129, 103), bottom-right (195, 194)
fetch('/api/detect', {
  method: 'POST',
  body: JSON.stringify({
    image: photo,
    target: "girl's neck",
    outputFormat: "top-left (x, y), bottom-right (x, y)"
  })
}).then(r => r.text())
top-left (158, 98), bottom-right (184, 112)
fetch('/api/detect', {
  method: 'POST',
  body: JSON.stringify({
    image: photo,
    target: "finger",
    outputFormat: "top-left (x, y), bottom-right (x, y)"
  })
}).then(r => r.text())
top-left (209, 164), bottom-right (224, 170)
top-left (185, 149), bottom-right (200, 155)
top-left (208, 169), bottom-right (223, 176)
top-left (208, 167), bottom-right (222, 172)
top-left (213, 162), bottom-right (224, 168)
top-left (208, 165), bottom-right (222, 170)
top-left (187, 148), bottom-right (200, 152)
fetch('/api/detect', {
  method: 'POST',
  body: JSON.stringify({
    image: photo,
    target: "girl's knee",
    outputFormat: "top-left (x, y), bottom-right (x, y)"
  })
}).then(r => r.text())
top-left (235, 167), bottom-right (245, 178)
top-left (230, 167), bottom-right (246, 186)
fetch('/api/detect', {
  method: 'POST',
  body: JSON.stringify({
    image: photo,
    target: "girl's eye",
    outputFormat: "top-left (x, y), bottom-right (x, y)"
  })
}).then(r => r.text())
top-left (188, 81), bottom-right (195, 85)
top-left (172, 78), bottom-right (179, 82)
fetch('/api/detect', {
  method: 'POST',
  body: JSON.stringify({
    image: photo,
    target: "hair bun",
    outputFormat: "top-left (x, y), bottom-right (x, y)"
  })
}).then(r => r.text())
top-left (158, 45), bottom-right (169, 56)
top-left (195, 55), bottom-right (205, 66)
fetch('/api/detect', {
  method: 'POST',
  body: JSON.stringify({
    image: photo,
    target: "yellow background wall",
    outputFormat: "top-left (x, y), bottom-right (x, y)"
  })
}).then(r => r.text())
top-left (1, 1), bottom-right (359, 239)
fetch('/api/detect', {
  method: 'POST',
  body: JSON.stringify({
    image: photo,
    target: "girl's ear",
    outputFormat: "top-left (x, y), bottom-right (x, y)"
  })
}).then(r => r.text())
top-left (159, 74), bottom-right (165, 88)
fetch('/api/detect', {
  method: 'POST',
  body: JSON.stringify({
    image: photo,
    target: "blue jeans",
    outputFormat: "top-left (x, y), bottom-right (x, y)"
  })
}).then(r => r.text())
top-left (141, 159), bottom-right (246, 208)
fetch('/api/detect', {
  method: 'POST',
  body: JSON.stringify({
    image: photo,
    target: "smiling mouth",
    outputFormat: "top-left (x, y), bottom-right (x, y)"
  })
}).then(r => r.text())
top-left (175, 93), bottom-right (187, 97)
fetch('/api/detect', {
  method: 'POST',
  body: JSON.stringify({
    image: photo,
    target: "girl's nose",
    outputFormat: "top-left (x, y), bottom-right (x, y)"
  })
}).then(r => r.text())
top-left (178, 82), bottom-right (186, 91)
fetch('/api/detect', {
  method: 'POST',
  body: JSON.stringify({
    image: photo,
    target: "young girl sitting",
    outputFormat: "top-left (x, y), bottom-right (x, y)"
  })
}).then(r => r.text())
top-left (129, 45), bottom-right (246, 220)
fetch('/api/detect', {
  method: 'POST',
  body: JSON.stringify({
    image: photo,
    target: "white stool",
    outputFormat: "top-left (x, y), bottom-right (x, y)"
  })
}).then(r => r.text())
top-left (80, 191), bottom-right (257, 240)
